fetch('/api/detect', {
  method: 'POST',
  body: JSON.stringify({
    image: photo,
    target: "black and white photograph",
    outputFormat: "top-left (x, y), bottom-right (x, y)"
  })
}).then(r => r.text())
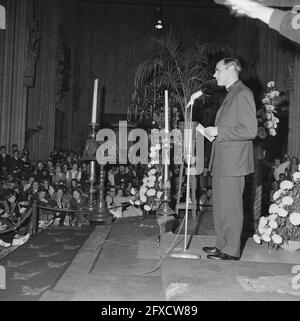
top-left (0, 0), bottom-right (300, 305)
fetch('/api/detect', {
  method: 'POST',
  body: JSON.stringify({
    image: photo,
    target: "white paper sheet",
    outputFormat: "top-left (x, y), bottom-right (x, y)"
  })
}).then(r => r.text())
top-left (196, 123), bottom-right (215, 142)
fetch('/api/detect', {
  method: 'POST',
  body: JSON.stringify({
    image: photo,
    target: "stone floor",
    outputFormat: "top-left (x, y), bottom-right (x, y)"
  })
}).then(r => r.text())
top-left (35, 211), bottom-right (300, 301)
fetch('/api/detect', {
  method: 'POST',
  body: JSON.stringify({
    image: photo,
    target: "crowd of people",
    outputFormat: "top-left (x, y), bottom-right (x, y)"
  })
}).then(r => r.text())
top-left (1, 142), bottom-right (298, 252)
top-left (0, 145), bottom-right (148, 248)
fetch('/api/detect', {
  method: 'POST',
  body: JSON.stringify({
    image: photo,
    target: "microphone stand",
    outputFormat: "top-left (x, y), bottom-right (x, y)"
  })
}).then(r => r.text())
top-left (169, 99), bottom-right (200, 259)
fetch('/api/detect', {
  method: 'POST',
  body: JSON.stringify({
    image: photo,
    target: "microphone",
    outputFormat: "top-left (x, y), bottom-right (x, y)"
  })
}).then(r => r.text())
top-left (186, 90), bottom-right (203, 108)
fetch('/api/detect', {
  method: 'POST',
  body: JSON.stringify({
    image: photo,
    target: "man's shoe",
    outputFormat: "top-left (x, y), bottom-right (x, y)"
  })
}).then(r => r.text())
top-left (207, 251), bottom-right (240, 261)
top-left (202, 246), bottom-right (220, 254)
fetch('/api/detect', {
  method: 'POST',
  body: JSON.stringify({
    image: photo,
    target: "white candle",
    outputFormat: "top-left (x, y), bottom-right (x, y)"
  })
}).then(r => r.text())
top-left (164, 90), bottom-right (168, 132)
top-left (91, 78), bottom-right (98, 123)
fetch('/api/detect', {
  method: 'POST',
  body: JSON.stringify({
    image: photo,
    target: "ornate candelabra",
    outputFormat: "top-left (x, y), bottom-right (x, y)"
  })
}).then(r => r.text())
top-left (83, 122), bottom-right (112, 225)
top-left (156, 126), bottom-right (176, 234)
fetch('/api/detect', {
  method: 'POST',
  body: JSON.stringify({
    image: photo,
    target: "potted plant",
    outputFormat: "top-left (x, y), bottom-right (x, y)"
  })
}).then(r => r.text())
top-left (134, 31), bottom-right (235, 118)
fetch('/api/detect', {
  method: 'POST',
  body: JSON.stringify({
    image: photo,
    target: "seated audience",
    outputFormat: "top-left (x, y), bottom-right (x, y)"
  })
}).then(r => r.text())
top-left (69, 189), bottom-right (89, 227)
top-left (272, 154), bottom-right (290, 182)
top-left (52, 164), bottom-right (66, 186)
top-left (66, 163), bottom-right (81, 186)
top-left (50, 186), bottom-right (70, 226)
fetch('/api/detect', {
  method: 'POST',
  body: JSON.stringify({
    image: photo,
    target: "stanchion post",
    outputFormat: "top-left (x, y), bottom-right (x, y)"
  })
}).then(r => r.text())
top-left (31, 201), bottom-right (39, 237)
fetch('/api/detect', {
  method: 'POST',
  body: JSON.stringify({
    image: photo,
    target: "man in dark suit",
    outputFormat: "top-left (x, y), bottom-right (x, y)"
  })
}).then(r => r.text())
top-left (202, 58), bottom-right (258, 260)
top-left (0, 145), bottom-right (10, 178)
top-left (9, 150), bottom-right (23, 180)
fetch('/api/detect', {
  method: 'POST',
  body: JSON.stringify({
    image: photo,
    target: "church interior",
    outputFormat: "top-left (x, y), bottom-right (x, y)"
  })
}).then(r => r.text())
top-left (1, 0), bottom-right (300, 302)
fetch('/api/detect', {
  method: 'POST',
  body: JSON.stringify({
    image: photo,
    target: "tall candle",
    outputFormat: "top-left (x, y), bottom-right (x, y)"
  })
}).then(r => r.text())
top-left (91, 78), bottom-right (98, 124)
top-left (164, 90), bottom-right (168, 132)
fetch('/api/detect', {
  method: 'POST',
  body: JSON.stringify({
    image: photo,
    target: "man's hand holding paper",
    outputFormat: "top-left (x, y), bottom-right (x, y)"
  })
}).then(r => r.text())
top-left (196, 124), bottom-right (216, 142)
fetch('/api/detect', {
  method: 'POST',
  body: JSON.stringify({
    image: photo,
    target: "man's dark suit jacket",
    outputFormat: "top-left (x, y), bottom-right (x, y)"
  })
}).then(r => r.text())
top-left (0, 153), bottom-right (11, 174)
top-left (208, 80), bottom-right (258, 176)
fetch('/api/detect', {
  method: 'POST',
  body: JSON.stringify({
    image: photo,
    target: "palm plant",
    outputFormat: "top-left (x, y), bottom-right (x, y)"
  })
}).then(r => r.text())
top-left (134, 31), bottom-right (235, 118)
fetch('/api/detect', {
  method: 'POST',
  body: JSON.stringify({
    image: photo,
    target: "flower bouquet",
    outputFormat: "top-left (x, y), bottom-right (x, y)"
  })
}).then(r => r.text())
top-left (256, 81), bottom-right (280, 139)
top-left (131, 144), bottom-right (164, 212)
top-left (253, 166), bottom-right (300, 249)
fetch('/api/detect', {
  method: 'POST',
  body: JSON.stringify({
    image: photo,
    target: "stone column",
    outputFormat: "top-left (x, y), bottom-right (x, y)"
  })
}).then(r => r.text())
top-left (27, 0), bottom-right (62, 161)
top-left (287, 49), bottom-right (300, 159)
top-left (0, 0), bottom-right (28, 150)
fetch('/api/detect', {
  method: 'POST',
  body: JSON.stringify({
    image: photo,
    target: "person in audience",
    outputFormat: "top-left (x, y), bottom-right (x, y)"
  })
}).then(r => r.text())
top-left (272, 154), bottom-right (290, 182)
top-left (120, 180), bottom-right (127, 195)
top-left (111, 188), bottom-right (142, 218)
top-left (34, 161), bottom-right (46, 182)
top-left (52, 164), bottom-right (66, 186)
top-left (66, 162), bottom-right (81, 186)
top-left (11, 144), bottom-right (18, 155)
top-left (9, 150), bottom-right (23, 180)
top-left (27, 180), bottom-right (40, 203)
top-left (106, 186), bottom-right (117, 209)
top-left (36, 188), bottom-right (54, 222)
top-left (69, 189), bottom-right (89, 227)
top-left (62, 163), bottom-right (69, 175)
top-left (107, 166), bottom-right (115, 186)
top-left (50, 186), bottom-right (70, 226)
top-left (80, 162), bottom-right (89, 184)
top-left (46, 158), bottom-right (55, 181)
top-left (42, 179), bottom-right (55, 197)
top-left (1, 189), bottom-right (30, 238)
top-left (115, 165), bottom-right (129, 187)
top-left (0, 202), bottom-right (30, 247)
top-left (68, 178), bottom-right (80, 195)
top-left (125, 182), bottom-right (133, 197)
top-left (20, 150), bottom-right (32, 180)
top-left (0, 145), bottom-right (10, 178)
top-left (286, 156), bottom-right (299, 181)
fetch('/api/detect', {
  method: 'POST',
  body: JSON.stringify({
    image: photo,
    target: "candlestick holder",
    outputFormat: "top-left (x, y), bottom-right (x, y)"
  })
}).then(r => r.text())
top-left (86, 123), bottom-right (99, 210)
top-left (156, 134), bottom-right (176, 234)
top-left (83, 122), bottom-right (112, 225)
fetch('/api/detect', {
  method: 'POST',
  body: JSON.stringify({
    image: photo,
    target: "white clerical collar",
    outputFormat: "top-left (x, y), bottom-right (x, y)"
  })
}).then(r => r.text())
top-left (226, 80), bottom-right (237, 90)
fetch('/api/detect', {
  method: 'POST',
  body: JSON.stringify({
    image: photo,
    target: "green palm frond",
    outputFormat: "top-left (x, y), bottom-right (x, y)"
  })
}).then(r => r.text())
top-left (135, 32), bottom-right (235, 118)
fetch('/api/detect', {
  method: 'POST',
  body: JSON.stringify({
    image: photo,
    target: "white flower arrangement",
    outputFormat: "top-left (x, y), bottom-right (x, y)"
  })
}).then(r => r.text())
top-left (135, 144), bottom-right (164, 212)
top-left (253, 170), bottom-right (300, 247)
top-left (256, 81), bottom-right (280, 139)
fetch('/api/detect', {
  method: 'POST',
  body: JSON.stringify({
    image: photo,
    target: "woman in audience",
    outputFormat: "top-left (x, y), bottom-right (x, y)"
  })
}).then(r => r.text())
top-left (69, 188), bottom-right (89, 227)
top-left (112, 188), bottom-right (141, 218)
top-left (27, 180), bottom-right (40, 203)
top-left (52, 164), bottom-right (66, 186)
top-left (66, 162), bottom-right (81, 186)
top-left (68, 178), bottom-right (80, 195)
top-left (23, 176), bottom-right (35, 194)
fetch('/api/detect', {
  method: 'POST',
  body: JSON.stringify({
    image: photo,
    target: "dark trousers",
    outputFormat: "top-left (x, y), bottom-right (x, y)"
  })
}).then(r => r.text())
top-left (212, 175), bottom-right (245, 257)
